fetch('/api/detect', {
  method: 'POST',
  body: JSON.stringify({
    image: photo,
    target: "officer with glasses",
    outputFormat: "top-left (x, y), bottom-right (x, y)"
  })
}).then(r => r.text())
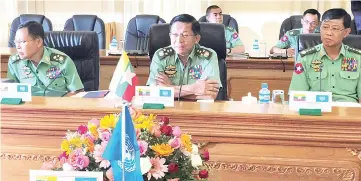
top-left (271, 9), bottom-right (321, 57)
top-left (289, 8), bottom-right (361, 103)
top-left (7, 21), bottom-right (83, 97)
top-left (146, 14), bottom-right (221, 100)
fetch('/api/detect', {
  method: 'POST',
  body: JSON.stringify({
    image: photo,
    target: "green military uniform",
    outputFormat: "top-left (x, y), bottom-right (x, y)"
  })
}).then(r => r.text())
top-left (147, 44), bottom-right (222, 88)
top-left (289, 44), bottom-right (361, 103)
top-left (276, 28), bottom-right (320, 49)
top-left (225, 26), bottom-right (243, 49)
top-left (7, 47), bottom-right (84, 96)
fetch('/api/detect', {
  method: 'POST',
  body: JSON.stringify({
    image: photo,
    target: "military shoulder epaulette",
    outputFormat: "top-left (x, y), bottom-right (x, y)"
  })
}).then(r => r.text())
top-left (50, 53), bottom-right (66, 64)
top-left (10, 54), bottom-right (21, 63)
top-left (347, 46), bottom-right (361, 55)
top-left (299, 46), bottom-right (319, 57)
top-left (157, 47), bottom-right (175, 60)
top-left (289, 29), bottom-right (301, 36)
top-left (195, 47), bottom-right (213, 60)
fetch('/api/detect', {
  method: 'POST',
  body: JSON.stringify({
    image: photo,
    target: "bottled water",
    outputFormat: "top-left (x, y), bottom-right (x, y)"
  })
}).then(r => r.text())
top-left (109, 36), bottom-right (118, 51)
top-left (259, 83), bottom-right (271, 104)
top-left (252, 39), bottom-right (260, 57)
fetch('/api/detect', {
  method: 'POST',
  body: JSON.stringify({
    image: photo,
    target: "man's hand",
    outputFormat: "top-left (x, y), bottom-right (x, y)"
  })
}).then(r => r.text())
top-left (193, 79), bottom-right (219, 98)
top-left (155, 72), bottom-right (173, 86)
top-left (287, 48), bottom-right (295, 56)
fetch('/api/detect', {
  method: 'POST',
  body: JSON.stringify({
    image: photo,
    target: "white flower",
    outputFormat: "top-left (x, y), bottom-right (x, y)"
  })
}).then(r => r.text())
top-left (140, 157), bottom-right (152, 174)
top-left (192, 144), bottom-right (199, 154)
top-left (62, 163), bottom-right (74, 171)
top-left (191, 154), bottom-right (203, 168)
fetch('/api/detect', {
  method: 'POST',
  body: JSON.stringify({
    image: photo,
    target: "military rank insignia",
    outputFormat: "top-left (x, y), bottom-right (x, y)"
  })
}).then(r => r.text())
top-left (164, 65), bottom-right (177, 78)
top-left (294, 63), bottom-right (304, 74)
top-left (280, 35), bottom-right (288, 42)
top-left (46, 66), bottom-right (62, 79)
top-left (341, 58), bottom-right (358, 72)
top-left (311, 60), bottom-right (323, 72)
top-left (188, 65), bottom-right (203, 79)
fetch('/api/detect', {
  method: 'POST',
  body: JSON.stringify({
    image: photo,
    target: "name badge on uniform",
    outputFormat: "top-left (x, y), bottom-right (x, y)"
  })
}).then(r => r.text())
top-left (341, 58), bottom-right (358, 72)
top-left (46, 67), bottom-right (62, 79)
top-left (164, 65), bottom-right (177, 78)
top-left (188, 65), bottom-right (203, 79)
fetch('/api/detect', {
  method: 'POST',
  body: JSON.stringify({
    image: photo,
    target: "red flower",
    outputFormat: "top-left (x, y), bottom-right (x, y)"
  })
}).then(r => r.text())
top-left (201, 150), bottom-right (210, 161)
top-left (199, 170), bottom-right (208, 178)
top-left (168, 162), bottom-right (179, 173)
top-left (160, 125), bottom-right (173, 136)
top-left (160, 116), bottom-right (170, 125)
top-left (77, 125), bottom-right (88, 135)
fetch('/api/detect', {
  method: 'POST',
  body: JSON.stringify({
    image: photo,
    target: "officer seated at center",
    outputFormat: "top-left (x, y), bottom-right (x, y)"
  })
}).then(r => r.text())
top-left (7, 21), bottom-right (84, 97)
top-left (289, 8), bottom-right (361, 103)
top-left (147, 14), bottom-right (221, 100)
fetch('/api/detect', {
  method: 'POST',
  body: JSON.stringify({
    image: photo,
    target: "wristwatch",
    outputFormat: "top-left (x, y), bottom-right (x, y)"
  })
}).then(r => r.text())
top-left (227, 48), bottom-right (231, 54)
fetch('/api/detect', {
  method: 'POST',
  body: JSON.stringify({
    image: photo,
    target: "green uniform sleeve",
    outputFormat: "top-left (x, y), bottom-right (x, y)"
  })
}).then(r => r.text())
top-left (275, 31), bottom-right (291, 49)
top-left (358, 65), bottom-right (361, 102)
top-left (147, 54), bottom-right (162, 86)
top-left (7, 58), bottom-right (19, 82)
top-left (289, 55), bottom-right (309, 91)
top-left (201, 51), bottom-right (222, 88)
top-left (62, 57), bottom-right (84, 91)
top-left (229, 29), bottom-right (243, 48)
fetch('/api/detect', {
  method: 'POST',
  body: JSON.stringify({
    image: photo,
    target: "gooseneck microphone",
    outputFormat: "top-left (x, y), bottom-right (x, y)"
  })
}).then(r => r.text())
top-left (177, 60), bottom-right (190, 102)
top-left (319, 63), bottom-right (324, 91)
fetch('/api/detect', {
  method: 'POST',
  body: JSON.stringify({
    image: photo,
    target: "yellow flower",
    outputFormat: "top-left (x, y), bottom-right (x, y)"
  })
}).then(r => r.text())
top-left (60, 137), bottom-right (83, 154)
top-left (84, 138), bottom-right (94, 153)
top-left (61, 139), bottom-right (70, 154)
top-left (181, 134), bottom-right (193, 152)
top-left (100, 114), bottom-right (118, 129)
top-left (151, 143), bottom-right (174, 157)
top-left (88, 123), bottom-right (99, 139)
top-left (133, 114), bottom-right (155, 130)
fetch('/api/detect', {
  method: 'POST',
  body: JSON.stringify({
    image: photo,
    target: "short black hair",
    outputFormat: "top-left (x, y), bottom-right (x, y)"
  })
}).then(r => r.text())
top-left (18, 21), bottom-right (44, 40)
top-left (303, 9), bottom-right (321, 21)
top-left (322, 8), bottom-right (351, 28)
top-left (170, 14), bottom-right (201, 35)
top-left (206, 5), bottom-right (221, 16)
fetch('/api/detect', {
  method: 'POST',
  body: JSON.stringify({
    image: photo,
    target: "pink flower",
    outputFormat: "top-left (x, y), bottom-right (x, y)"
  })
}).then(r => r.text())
top-left (172, 126), bottom-right (181, 137)
top-left (151, 125), bottom-right (161, 138)
top-left (138, 140), bottom-right (148, 156)
top-left (147, 157), bottom-right (168, 180)
top-left (58, 151), bottom-right (68, 164)
top-left (168, 138), bottom-right (181, 149)
top-left (67, 149), bottom-right (90, 170)
top-left (136, 129), bottom-right (141, 139)
top-left (99, 129), bottom-right (112, 142)
top-left (89, 118), bottom-right (100, 127)
top-left (41, 161), bottom-right (55, 170)
top-left (106, 167), bottom-right (114, 181)
top-left (77, 125), bottom-right (88, 135)
top-left (167, 179), bottom-right (180, 181)
top-left (94, 142), bottom-right (110, 168)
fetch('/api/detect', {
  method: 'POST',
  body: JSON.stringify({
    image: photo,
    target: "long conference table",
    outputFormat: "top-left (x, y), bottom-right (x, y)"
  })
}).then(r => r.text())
top-left (1, 97), bottom-right (361, 181)
top-left (1, 47), bottom-right (294, 100)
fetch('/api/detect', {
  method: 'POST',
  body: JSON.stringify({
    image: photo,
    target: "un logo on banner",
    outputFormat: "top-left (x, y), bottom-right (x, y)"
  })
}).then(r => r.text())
top-left (117, 134), bottom-right (136, 172)
top-left (17, 85), bottom-right (28, 92)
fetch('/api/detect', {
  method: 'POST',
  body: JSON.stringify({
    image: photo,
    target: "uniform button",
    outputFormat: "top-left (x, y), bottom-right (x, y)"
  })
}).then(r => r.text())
top-left (36, 71), bottom-right (39, 74)
top-left (316, 77), bottom-right (319, 79)
top-left (332, 74), bottom-right (334, 76)
top-left (348, 76), bottom-right (351, 78)
top-left (333, 86), bottom-right (335, 88)
top-left (332, 62), bottom-right (334, 64)
top-left (55, 84), bottom-right (58, 86)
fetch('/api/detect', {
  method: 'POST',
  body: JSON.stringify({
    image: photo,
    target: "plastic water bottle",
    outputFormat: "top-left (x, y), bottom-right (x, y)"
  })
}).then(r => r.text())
top-left (259, 83), bottom-right (271, 104)
top-left (252, 39), bottom-right (260, 57)
top-left (109, 36), bottom-right (118, 51)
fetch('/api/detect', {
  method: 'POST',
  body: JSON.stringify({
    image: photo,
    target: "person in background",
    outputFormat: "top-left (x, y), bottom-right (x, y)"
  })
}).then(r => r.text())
top-left (205, 5), bottom-right (245, 54)
top-left (271, 9), bottom-right (321, 57)
top-left (351, 0), bottom-right (361, 34)
top-left (7, 21), bottom-right (84, 97)
top-left (289, 8), bottom-right (361, 103)
top-left (147, 14), bottom-right (221, 100)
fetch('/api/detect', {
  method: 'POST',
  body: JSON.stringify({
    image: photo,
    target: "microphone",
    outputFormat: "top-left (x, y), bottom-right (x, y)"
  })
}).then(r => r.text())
top-left (319, 63), bottom-right (324, 91)
top-left (43, 71), bottom-right (64, 96)
top-left (177, 61), bottom-right (190, 102)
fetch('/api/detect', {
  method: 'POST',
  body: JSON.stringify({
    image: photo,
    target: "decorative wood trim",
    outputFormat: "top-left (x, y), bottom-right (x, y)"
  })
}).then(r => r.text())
top-left (205, 162), bottom-right (356, 181)
top-left (0, 153), bottom-right (58, 162)
top-left (347, 148), bottom-right (361, 161)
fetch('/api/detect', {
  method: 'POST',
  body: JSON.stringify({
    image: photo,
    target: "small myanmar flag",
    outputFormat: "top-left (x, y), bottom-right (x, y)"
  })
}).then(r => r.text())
top-left (293, 94), bottom-right (306, 101)
top-left (109, 51), bottom-right (138, 102)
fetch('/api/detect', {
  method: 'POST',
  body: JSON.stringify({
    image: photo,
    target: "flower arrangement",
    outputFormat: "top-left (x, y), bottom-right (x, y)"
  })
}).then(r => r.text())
top-left (42, 107), bottom-right (211, 181)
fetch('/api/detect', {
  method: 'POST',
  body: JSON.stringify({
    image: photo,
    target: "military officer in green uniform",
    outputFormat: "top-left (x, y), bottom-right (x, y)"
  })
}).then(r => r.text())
top-left (290, 8), bottom-right (361, 103)
top-left (147, 14), bottom-right (221, 100)
top-left (205, 5), bottom-right (245, 54)
top-left (7, 21), bottom-right (84, 97)
top-left (271, 9), bottom-right (321, 57)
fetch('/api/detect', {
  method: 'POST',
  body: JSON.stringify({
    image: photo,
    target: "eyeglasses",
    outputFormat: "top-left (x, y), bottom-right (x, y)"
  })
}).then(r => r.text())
top-left (14, 39), bottom-right (34, 45)
top-left (169, 33), bottom-right (196, 39)
top-left (320, 25), bottom-right (345, 33)
top-left (302, 19), bottom-right (318, 26)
